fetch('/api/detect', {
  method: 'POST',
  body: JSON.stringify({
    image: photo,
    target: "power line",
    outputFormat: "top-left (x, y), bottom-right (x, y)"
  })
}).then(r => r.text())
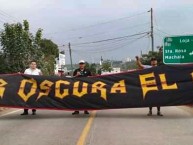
top-left (73, 31), bottom-right (149, 48)
top-left (80, 11), bottom-right (148, 28)
top-left (58, 38), bottom-right (130, 49)
top-left (154, 27), bottom-right (170, 35)
top-left (153, 13), bottom-right (170, 36)
top-left (0, 16), bottom-right (8, 23)
top-left (45, 11), bottom-right (148, 35)
top-left (60, 22), bottom-right (150, 42)
top-left (0, 9), bottom-right (20, 30)
top-left (74, 39), bottom-right (132, 51)
top-left (72, 34), bottom-right (148, 53)
top-left (153, 12), bottom-right (159, 28)
top-left (145, 35), bottom-right (151, 53)
top-left (0, 14), bottom-right (14, 23)
top-left (0, 9), bottom-right (18, 22)
top-left (154, 31), bottom-right (166, 40)
top-left (74, 37), bottom-right (135, 48)
top-left (71, 31), bottom-right (150, 46)
top-left (97, 34), bottom-right (149, 53)
top-left (0, 19), bottom-right (6, 24)
top-left (154, 32), bottom-right (163, 38)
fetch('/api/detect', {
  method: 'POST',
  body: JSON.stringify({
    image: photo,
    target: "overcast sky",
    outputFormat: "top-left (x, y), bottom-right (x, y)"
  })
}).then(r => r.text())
top-left (0, 0), bottom-right (193, 64)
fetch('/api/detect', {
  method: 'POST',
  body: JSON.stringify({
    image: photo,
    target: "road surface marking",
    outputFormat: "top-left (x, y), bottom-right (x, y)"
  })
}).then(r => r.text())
top-left (0, 109), bottom-right (22, 117)
top-left (76, 111), bottom-right (97, 145)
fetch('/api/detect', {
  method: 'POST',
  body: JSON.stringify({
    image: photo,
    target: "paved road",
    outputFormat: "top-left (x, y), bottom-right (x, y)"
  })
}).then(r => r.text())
top-left (0, 107), bottom-right (193, 145)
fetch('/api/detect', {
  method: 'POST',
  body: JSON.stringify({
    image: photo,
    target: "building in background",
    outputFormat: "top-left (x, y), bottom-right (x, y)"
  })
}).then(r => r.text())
top-left (101, 67), bottom-right (121, 75)
top-left (54, 52), bottom-right (67, 75)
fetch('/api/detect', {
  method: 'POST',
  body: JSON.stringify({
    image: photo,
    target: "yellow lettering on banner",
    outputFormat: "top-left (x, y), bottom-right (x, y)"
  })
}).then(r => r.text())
top-left (73, 81), bottom-right (88, 97)
top-left (0, 79), bottom-right (7, 98)
top-left (37, 80), bottom-right (54, 100)
top-left (18, 79), bottom-right (37, 102)
top-left (91, 81), bottom-right (107, 100)
top-left (191, 72), bottom-right (193, 80)
top-left (159, 74), bottom-right (178, 90)
top-left (111, 80), bottom-right (126, 93)
top-left (55, 80), bottom-right (70, 99)
top-left (139, 73), bottom-right (158, 99)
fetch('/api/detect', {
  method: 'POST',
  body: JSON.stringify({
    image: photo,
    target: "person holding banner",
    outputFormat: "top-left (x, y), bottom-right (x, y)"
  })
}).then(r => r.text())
top-left (136, 56), bottom-right (163, 116)
top-left (72, 60), bottom-right (91, 115)
top-left (20, 60), bottom-right (42, 115)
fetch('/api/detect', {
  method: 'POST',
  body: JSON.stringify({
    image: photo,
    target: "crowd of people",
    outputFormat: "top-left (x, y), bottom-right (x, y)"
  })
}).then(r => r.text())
top-left (17, 56), bottom-right (163, 117)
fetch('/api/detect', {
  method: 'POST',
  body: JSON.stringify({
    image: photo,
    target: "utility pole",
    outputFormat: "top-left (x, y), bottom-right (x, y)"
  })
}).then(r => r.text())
top-left (100, 56), bottom-right (103, 65)
top-left (68, 42), bottom-right (73, 73)
top-left (149, 8), bottom-right (154, 52)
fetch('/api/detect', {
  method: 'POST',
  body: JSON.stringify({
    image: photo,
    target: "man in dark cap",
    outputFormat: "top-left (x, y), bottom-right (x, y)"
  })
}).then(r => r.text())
top-left (136, 56), bottom-right (163, 116)
top-left (72, 60), bottom-right (92, 115)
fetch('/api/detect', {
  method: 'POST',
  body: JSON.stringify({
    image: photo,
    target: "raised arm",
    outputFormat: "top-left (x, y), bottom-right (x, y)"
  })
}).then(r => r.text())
top-left (135, 56), bottom-right (144, 69)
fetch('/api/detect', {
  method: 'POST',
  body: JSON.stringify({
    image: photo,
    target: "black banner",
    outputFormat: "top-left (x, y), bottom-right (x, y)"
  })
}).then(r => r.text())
top-left (0, 65), bottom-right (193, 110)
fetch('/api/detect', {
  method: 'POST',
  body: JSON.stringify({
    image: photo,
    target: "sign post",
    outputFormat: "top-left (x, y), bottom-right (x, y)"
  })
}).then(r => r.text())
top-left (163, 35), bottom-right (193, 64)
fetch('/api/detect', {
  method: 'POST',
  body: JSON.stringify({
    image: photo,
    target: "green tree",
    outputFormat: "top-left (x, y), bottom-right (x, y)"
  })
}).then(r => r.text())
top-left (0, 52), bottom-right (8, 73)
top-left (0, 20), bottom-right (42, 72)
top-left (40, 39), bottom-right (59, 56)
top-left (39, 39), bottom-right (59, 75)
top-left (141, 48), bottom-right (163, 66)
top-left (102, 61), bottom-right (112, 72)
top-left (85, 62), bottom-right (97, 75)
top-left (121, 60), bottom-right (138, 71)
top-left (0, 20), bottom-right (59, 75)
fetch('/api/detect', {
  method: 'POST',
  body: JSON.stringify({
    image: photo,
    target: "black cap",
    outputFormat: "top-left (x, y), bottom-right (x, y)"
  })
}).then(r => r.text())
top-left (150, 57), bottom-right (157, 61)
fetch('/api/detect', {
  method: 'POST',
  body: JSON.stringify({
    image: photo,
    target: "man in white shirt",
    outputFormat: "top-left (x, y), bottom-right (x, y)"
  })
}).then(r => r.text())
top-left (20, 60), bottom-right (42, 115)
top-left (136, 56), bottom-right (163, 116)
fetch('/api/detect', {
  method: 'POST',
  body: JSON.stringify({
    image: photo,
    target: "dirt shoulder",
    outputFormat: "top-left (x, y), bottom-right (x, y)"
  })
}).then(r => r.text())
top-left (0, 108), bottom-right (20, 116)
top-left (179, 106), bottom-right (193, 115)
